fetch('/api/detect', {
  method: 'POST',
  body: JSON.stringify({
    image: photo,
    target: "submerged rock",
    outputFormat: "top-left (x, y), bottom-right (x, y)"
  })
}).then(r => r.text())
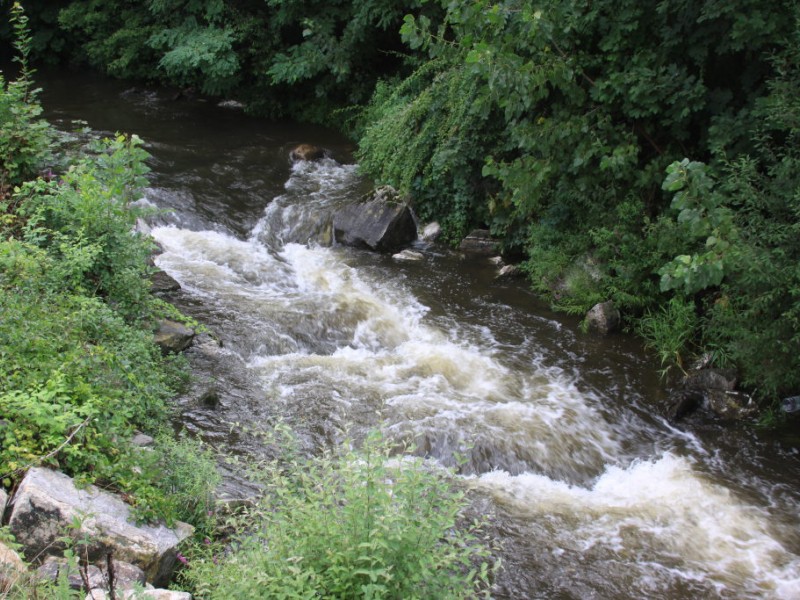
top-left (289, 143), bottom-right (326, 161)
top-left (585, 301), bottom-right (621, 335)
top-left (333, 186), bottom-right (417, 252)
top-left (495, 264), bottom-right (522, 280)
top-left (393, 249), bottom-right (425, 262)
top-left (7, 468), bottom-right (192, 586)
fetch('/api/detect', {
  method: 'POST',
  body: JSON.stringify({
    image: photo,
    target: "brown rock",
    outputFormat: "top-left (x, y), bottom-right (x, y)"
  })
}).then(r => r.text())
top-left (289, 144), bottom-right (326, 161)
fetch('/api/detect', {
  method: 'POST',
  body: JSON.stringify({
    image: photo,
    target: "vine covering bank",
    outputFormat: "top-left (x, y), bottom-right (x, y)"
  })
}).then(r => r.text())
top-left (9, 2), bottom-right (800, 407)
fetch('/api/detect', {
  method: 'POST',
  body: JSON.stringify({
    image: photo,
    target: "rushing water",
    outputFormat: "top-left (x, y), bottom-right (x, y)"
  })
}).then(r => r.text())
top-left (40, 71), bottom-right (800, 599)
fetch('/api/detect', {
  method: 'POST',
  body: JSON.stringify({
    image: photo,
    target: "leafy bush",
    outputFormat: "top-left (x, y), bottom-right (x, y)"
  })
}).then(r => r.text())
top-left (0, 3), bottom-right (54, 194)
top-left (184, 433), bottom-right (494, 599)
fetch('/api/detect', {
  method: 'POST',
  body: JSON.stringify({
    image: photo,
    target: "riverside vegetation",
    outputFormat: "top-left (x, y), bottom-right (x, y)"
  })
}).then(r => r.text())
top-left (11, 0), bottom-right (799, 413)
top-left (0, 4), bottom-right (494, 598)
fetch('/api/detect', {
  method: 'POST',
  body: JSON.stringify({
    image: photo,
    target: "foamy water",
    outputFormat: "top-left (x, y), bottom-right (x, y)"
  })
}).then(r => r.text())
top-left (150, 157), bottom-right (800, 599)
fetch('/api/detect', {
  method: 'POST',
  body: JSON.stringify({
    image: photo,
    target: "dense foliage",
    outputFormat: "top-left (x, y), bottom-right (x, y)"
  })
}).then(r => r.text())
top-left (0, 7), bottom-right (218, 530)
top-left (6, 0), bottom-right (800, 406)
top-left (358, 0), bottom-right (800, 405)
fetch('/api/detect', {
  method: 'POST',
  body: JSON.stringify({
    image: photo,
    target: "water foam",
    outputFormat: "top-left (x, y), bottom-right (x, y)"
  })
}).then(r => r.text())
top-left (474, 454), bottom-right (800, 598)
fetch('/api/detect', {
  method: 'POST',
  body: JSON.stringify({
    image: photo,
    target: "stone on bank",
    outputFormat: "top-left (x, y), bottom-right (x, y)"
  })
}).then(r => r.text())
top-left (8, 468), bottom-right (192, 586)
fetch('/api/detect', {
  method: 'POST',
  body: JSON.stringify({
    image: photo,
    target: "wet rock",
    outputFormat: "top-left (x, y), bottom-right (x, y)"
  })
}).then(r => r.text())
top-left (684, 368), bottom-right (737, 392)
top-left (36, 557), bottom-right (104, 590)
top-left (392, 249), bottom-right (425, 262)
top-left (458, 229), bottom-right (497, 256)
top-left (705, 389), bottom-right (757, 421)
top-left (488, 256), bottom-right (504, 266)
top-left (8, 468), bottom-right (193, 586)
top-left (333, 186), bottom-right (417, 252)
top-left (420, 221), bottom-right (442, 242)
top-left (0, 541), bottom-right (26, 594)
top-left (781, 395), bottom-right (800, 413)
top-left (666, 388), bottom-right (703, 422)
top-left (495, 264), bottom-right (522, 280)
top-left (135, 218), bottom-right (152, 236)
top-left (585, 301), bottom-right (620, 335)
top-left (217, 99), bottom-right (244, 110)
top-left (150, 270), bottom-right (181, 294)
top-left (153, 319), bottom-right (195, 354)
top-left (289, 143), bottom-right (326, 161)
top-left (668, 367), bottom-right (754, 422)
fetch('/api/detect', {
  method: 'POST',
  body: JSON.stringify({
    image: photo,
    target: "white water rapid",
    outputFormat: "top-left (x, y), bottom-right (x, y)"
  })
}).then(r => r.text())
top-left (146, 158), bottom-right (800, 599)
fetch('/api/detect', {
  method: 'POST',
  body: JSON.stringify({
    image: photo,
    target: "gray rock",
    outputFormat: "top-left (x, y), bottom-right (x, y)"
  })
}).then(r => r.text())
top-left (488, 256), bottom-right (504, 266)
top-left (333, 187), bottom-right (417, 252)
top-left (100, 559), bottom-right (147, 591)
top-left (705, 389), bottom-right (757, 421)
top-left (8, 468), bottom-right (193, 586)
top-left (420, 221), bottom-right (442, 242)
top-left (153, 319), bottom-right (195, 354)
top-left (458, 229), bottom-right (497, 255)
top-left (0, 488), bottom-right (7, 519)
top-left (289, 144), bottom-right (326, 161)
top-left (585, 301), bottom-right (621, 335)
top-left (150, 270), bottom-right (181, 294)
top-left (36, 557), bottom-right (104, 590)
top-left (135, 218), bottom-right (152, 236)
top-left (684, 368), bottom-right (737, 392)
top-left (0, 541), bottom-right (27, 594)
top-left (392, 249), bottom-right (425, 262)
top-left (131, 433), bottom-right (155, 448)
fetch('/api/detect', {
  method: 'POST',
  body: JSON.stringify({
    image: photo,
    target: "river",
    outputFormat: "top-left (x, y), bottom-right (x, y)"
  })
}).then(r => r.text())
top-left (40, 70), bottom-right (800, 599)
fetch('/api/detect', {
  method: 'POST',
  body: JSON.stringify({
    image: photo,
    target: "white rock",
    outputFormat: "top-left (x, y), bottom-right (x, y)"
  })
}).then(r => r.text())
top-left (8, 468), bottom-right (193, 586)
top-left (392, 249), bottom-right (425, 262)
top-left (0, 488), bottom-right (7, 517)
top-left (420, 221), bottom-right (442, 242)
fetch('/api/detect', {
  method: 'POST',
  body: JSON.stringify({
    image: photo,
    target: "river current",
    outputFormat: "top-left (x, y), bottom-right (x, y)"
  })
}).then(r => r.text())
top-left (41, 71), bottom-right (800, 599)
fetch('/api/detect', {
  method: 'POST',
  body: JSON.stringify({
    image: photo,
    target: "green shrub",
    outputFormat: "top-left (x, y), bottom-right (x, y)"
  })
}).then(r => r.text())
top-left (636, 297), bottom-right (699, 376)
top-left (0, 3), bottom-right (54, 193)
top-left (184, 433), bottom-right (494, 599)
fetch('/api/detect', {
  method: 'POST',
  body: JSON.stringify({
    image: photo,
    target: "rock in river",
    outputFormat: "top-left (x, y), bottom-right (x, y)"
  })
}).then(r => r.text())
top-left (333, 186), bottom-right (417, 252)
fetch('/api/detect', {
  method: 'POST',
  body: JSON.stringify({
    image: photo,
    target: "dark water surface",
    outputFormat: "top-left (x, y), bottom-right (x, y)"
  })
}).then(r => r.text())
top-left (40, 69), bottom-right (800, 599)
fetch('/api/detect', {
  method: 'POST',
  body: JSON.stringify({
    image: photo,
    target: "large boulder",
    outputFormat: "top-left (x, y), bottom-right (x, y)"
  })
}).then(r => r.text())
top-left (7, 468), bottom-right (192, 586)
top-left (333, 186), bottom-right (417, 252)
top-left (585, 301), bottom-right (621, 335)
top-left (153, 319), bottom-right (195, 354)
